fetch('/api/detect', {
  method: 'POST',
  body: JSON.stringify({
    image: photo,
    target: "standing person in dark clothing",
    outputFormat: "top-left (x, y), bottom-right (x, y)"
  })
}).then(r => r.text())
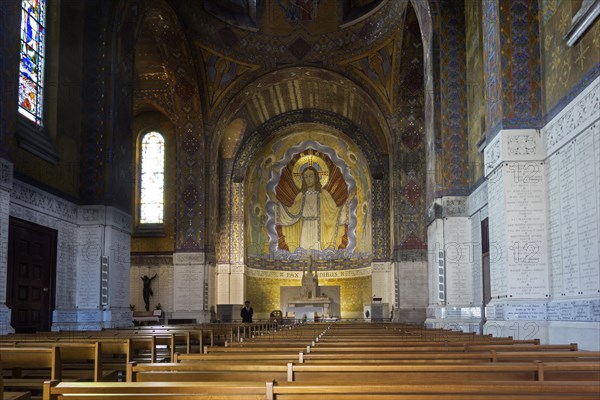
top-left (241, 300), bottom-right (253, 323)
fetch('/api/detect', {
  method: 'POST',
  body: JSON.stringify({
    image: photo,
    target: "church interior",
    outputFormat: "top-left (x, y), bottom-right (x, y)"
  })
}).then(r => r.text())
top-left (1, 0), bottom-right (599, 390)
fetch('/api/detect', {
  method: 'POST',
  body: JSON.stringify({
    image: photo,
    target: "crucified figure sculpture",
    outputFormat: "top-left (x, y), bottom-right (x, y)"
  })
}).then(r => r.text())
top-left (141, 274), bottom-right (157, 311)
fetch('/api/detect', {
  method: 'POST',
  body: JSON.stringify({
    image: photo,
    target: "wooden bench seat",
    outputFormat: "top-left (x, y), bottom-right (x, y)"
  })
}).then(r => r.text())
top-left (1, 362), bottom-right (31, 400)
top-left (42, 380), bottom-right (270, 400)
top-left (303, 350), bottom-right (600, 364)
top-left (175, 353), bottom-right (298, 363)
top-left (40, 380), bottom-right (600, 400)
top-left (177, 349), bottom-right (600, 369)
top-left (1, 347), bottom-right (60, 399)
top-left (126, 362), bottom-right (289, 382)
top-left (3, 393), bottom-right (31, 400)
top-left (126, 359), bottom-right (600, 383)
top-left (288, 361), bottom-right (600, 383)
top-left (271, 381), bottom-right (600, 399)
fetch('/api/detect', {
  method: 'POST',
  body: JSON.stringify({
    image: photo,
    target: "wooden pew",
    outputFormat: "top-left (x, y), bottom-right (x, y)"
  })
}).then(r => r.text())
top-left (175, 352), bottom-right (298, 363)
top-left (126, 362), bottom-right (289, 383)
top-left (42, 380), bottom-right (271, 400)
top-left (3, 343), bottom-right (114, 382)
top-left (40, 380), bottom-right (600, 400)
top-left (111, 327), bottom-right (203, 354)
top-left (126, 358), bottom-right (600, 384)
top-left (302, 350), bottom-right (600, 364)
top-left (270, 381), bottom-right (600, 399)
top-left (0, 347), bottom-right (61, 397)
top-left (2, 339), bottom-right (137, 376)
top-left (1, 335), bottom-right (166, 364)
top-left (287, 361), bottom-right (600, 383)
top-left (0, 361), bottom-right (31, 400)
top-left (0, 348), bottom-right (61, 380)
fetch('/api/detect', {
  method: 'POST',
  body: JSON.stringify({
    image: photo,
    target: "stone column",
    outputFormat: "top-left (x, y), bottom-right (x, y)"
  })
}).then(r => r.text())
top-left (216, 264), bottom-right (231, 304)
top-left (71, 206), bottom-right (132, 330)
top-left (0, 159), bottom-right (13, 333)
top-left (172, 252), bottom-right (210, 323)
top-left (483, 129), bottom-right (550, 341)
top-left (425, 196), bottom-right (480, 332)
top-left (371, 261), bottom-right (393, 308)
top-left (542, 77), bottom-right (600, 350)
top-left (467, 181), bottom-right (488, 333)
top-left (229, 264), bottom-right (246, 305)
top-left (394, 259), bottom-right (428, 324)
top-left (215, 161), bottom-right (248, 309)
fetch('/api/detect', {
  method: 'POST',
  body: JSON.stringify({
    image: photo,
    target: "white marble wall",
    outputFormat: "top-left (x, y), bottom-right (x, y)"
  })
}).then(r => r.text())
top-left (395, 260), bottom-right (428, 323)
top-left (467, 183), bottom-right (487, 333)
top-left (8, 181), bottom-right (81, 330)
top-left (427, 217), bottom-right (444, 306)
top-left (371, 261), bottom-right (394, 305)
top-left (476, 76), bottom-right (600, 349)
top-left (0, 177), bottom-right (134, 331)
top-left (0, 159), bottom-right (13, 333)
top-left (216, 263), bottom-right (232, 304)
top-left (130, 256), bottom-right (173, 312)
top-left (484, 130), bottom-right (552, 342)
top-left (171, 252), bottom-right (210, 323)
top-left (425, 197), bottom-right (480, 332)
top-left (444, 216), bottom-right (473, 306)
top-left (542, 76), bottom-right (600, 349)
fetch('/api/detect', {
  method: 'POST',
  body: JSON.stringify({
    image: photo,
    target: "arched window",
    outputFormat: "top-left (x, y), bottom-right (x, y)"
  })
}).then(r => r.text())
top-left (140, 131), bottom-right (165, 224)
top-left (18, 0), bottom-right (47, 127)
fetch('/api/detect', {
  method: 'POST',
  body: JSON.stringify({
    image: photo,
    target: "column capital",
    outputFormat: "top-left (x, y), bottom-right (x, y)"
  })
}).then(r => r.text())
top-left (484, 129), bottom-right (544, 176)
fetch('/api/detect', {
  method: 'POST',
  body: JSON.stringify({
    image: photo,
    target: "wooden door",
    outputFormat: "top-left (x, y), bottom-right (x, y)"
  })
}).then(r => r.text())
top-left (7, 217), bottom-right (57, 333)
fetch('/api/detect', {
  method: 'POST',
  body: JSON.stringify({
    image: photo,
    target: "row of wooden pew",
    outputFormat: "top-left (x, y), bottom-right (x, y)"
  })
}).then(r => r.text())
top-left (0, 322), bottom-right (276, 399)
top-left (3, 321), bottom-right (600, 399)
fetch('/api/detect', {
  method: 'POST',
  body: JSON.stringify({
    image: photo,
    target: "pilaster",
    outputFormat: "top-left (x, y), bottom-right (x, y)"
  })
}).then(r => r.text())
top-left (426, 196), bottom-right (481, 332)
top-left (172, 252), bottom-right (210, 323)
top-left (483, 129), bottom-right (550, 340)
top-left (0, 158), bottom-right (13, 333)
top-left (55, 205), bottom-right (133, 330)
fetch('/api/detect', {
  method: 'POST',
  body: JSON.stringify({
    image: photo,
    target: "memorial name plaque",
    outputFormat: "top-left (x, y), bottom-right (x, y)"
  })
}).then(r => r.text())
top-left (108, 229), bottom-right (130, 307)
top-left (504, 162), bottom-right (548, 298)
top-left (546, 124), bottom-right (600, 298)
top-left (174, 263), bottom-right (203, 310)
top-left (575, 128), bottom-right (600, 294)
top-left (488, 168), bottom-right (507, 296)
top-left (546, 155), bottom-right (563, 295)
top-left (444, 217), bottom-right (473, 305)
top-left (559, 145), bottom-right (580, 295)
top-left (505, 303), bottom-right (547, 320)
top-left (76, 226), bottom-right (102, 308)
top-left (0, 191), bottom-right (9, 303)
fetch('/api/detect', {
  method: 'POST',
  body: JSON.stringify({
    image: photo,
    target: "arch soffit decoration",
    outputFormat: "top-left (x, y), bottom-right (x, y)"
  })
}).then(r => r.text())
top-left (131, 0), bottom-right (203, 131)
top-left (212, 67), bottom-right (392, 172)
top-left (132, 1), bottom-right (173, 118)
top-left (232, 109), bottom-right (387, 184)
top-left (130, 0), bottom-right (207, 251)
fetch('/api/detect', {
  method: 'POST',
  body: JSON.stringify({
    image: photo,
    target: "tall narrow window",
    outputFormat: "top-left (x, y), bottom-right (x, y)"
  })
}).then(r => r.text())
top-left (140, 132), bottom-right (165, 224)
top-left (18, 0), bottom-right (46, 127)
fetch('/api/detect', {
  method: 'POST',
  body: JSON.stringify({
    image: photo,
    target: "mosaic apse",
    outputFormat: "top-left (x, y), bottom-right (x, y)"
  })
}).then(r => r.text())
top-left (245, 130), bottom-right (372, 270)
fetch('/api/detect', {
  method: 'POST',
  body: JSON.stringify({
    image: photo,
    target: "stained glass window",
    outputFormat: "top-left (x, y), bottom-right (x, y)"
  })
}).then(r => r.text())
top-left (140, 132), bottom-right (165, 224)
top-left (18, 0), bottom-right (46, 126)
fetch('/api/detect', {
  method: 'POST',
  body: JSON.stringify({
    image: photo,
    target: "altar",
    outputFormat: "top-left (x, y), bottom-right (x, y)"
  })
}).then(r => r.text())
top-left (287, 297), bottom-right (332, 320)
top-left (280, 256), bottom-right (340, 320)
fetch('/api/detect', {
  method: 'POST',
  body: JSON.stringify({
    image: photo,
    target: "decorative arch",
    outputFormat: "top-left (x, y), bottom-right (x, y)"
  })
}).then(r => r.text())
top-left (406, 0), bottom-right (435, 204)
top-left (223, 110), bottom-right (389, 268)
top-left (130, 0), bottom-right (205, 251)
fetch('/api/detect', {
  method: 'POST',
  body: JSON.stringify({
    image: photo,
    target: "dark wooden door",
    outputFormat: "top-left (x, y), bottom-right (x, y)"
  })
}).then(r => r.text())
top-left (7, 217), bottom-right (57, 333)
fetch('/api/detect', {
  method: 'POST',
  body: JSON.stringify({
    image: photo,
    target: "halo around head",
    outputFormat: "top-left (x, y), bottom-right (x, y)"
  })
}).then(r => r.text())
top-left (292, 154), bottom-right (329, 189)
